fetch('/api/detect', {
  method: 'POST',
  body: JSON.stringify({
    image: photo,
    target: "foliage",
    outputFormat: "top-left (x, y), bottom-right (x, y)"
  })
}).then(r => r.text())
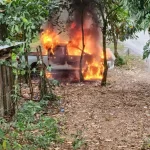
top-left (0, 38), bottom-right (14, 46)
top-left (124, 0), bottom-right (150, 58)
top-left (106, 1), bottom-right (136, 41)
top-left (0, 98), bottom-right (62, 150)
top-left (143, 40), bottom-right (150, 59)
top-left (0, 0), bottom-right (54, 109)
top-left (0, 0), bottom-right (50, 47)
top-left (115, 56), bottom-right (126, 66)
top-left (141, 137), bottom-right (150, 150)
top-left (72, 131), bottom-right (86, 150)
top-left (124, 0), bottom-right (150, 30)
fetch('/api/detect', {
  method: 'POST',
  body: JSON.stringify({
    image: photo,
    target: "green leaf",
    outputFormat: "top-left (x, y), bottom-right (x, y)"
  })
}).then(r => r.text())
top-left (0, 13), bottom-right (4, 20)
top-left (73, 139), bottom-right (84, 150)
top-left (0, 128), bottom-right (4, 139)
top-left (52, 80), bottom-right (59, 86)
top-left (47, 65), bottom-right (51, 71)
top-left (143, 40), bottom-right (150, 59)
top-left (31, 25), bottom-right (35, 29)
top-left (38, 60), bottom-right (42, 65)
top-left (13, 141), bottom-right (22, 150)
top-left (15, 25), bottom-right (19, 33)
top-left (0, 145), bottom-right (2, 150)
top-left (40, 71), bottom-right (43, 76)
top-left (21, 17), bottom-right (29, 24)
top-left (32, 68), bottom-right (36, 73)
top-left (11, 25), bottom-right (15, 33)
top-left (2, 140), bottom-right (7, 149)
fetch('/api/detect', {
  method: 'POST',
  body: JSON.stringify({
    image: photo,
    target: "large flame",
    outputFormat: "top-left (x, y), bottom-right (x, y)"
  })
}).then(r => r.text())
top-left (40, 29), bottom-right (59, 55)
top-left (67, 21), bottom-right (105, 80)
top-left (83, 59), bottom-right (104, 80)
top-left (40, 21), bottom-right (113, 80)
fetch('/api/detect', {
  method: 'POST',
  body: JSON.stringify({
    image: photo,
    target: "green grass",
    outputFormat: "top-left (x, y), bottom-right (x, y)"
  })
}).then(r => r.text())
top-left (0, 98), bottom-right (62, 150)
top-left (107, 42), bottom-right (125, 54)
top-left (141, 137), bottom-right (150, 150)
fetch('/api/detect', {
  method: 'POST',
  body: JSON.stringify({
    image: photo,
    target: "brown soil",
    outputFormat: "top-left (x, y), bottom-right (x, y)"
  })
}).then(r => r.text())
top-left (53, 58), bottom-right (150, 150)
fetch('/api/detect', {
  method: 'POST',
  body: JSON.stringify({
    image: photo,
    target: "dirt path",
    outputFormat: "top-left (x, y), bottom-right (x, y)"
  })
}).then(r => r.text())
top-left (54, 60), bottom-right (150, 150)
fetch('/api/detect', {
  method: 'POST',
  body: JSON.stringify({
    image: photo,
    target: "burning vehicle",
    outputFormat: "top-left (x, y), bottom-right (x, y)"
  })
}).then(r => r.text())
top-left (28, 30), bottom-right (115, 82)
top-left (28, 4), bottom-right (116, 81)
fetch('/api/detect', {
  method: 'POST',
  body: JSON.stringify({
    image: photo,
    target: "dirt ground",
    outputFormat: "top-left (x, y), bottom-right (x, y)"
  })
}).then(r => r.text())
top-left (53, 58), bottom-right (150, 150)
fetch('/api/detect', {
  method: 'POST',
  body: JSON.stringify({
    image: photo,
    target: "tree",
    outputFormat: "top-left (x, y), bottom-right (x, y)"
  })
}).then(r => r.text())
top-left (44, 0), bottom-right (138, 85)
top-left (95, 0), bottom-right (124, 85)
top-left (80, 1), bottom-right (85, 82)
top-left (95, 0), bottom-right (108, 86)
top-left (124, 0), bottom-right (150, 58)
top-left (99, 0), bottom-right (136, 59)
top-left (52, 0), bottom-right (128, 85)
top-left (52, 0), bottom-right (100, 82)
top-left (96, 0), bottom-right (139, 85)
top-left (106, 4), bottom-right (129, 58)
top-left (0, 0), bottom-right (50, 47)
top-left (0, 0), bottom-right (51, 100)
top-left (66, 0), bottom-right (86, 82)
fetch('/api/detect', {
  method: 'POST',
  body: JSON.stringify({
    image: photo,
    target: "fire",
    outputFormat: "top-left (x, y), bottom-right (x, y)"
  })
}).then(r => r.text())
top-left (83, 59), bottom-right (104, 80)
top-left (71, 22), bottom-right (76, 29)
top-left (40, 18), bottom-right (113, 81)
top-left (67, 30), bottom-right (93, 56)
top-left (67, 21), bottom-right (105, 80)
top-left (40, 29), bottom-right (59, 55)
top-left (45, 71), bottom-right (52, 78)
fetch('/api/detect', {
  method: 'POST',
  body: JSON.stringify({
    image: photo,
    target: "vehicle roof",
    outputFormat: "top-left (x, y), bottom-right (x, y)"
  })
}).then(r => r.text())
top-left (55, 43), bottom-right (67, 46)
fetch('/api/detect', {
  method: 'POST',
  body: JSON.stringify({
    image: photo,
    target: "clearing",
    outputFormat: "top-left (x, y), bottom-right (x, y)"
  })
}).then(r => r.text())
top-left (53, 56), bottom-right (150, 150)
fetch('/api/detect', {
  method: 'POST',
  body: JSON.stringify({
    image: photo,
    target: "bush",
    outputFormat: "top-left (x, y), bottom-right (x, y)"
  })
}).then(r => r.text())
top-left (115, 56), bottom-right (126, 66)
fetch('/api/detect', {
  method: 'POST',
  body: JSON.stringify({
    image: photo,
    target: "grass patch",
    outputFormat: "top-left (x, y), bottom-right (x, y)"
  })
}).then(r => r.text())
top-left (107, 42), bottom-right (145, 68)
top-left (72, 131), bottom-right (87, 150)
top-left (141, 137), bottom-right (150, 150)
top-left (107, 42), bottom-right (125, 54)
top-left (0, 98), bottom-right (63, 150)
top-left (115, 56), bottom-right (126, 66)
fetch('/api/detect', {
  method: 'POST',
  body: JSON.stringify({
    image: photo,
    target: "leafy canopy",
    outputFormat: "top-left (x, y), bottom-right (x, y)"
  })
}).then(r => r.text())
top-left (0, 0), bottom-right (51, 47)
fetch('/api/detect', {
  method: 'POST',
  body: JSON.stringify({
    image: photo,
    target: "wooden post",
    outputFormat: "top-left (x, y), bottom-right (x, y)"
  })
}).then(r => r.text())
top-left (37, 46), bottom-right (47, 99)
top-left (0, 65), bottom-right (4, 116)
top-left (0, 54), bottom-right (15, 116)
top-left (0, 63), bottom-right (14, 116)
top-left (0, 44), bottom-right (23, 117)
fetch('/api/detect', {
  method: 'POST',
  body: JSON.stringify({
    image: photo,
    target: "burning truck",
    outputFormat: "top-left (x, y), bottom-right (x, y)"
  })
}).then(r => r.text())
top-left (28, 5), bottom-right (115, 81)
top-left (28, 28), bottom-right (115, 82)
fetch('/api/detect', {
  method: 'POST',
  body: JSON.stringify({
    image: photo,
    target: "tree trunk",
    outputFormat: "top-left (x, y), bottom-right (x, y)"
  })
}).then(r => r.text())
top-left (114, 37), bottom-right (118, 58)
top-left (112, 26), bottom-right (118, 58)
top-left (0, 24), bottom-right (7, 41)
top-left (79, 7), bottom-right (85, 82)
top-left (39, 46), bottom-right (47, 98)
top-left (0, 65), bottom-right (4, 116)
top-left (101, 21), bottom-right (108, 86)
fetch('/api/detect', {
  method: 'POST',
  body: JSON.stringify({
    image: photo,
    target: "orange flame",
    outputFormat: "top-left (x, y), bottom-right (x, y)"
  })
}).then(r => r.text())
top-left (83, 59), bottom-right (104, 80)
top-left (40, 22), bottom-right (113, 80)
top-left (45, 71), bottom-right (52, 78)
top-left (40, 29), bottom-right (59, 55)
top-left (67, 30), bottom-right (93, 56)
top-left (67, 22), bottom-right (105, 80)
